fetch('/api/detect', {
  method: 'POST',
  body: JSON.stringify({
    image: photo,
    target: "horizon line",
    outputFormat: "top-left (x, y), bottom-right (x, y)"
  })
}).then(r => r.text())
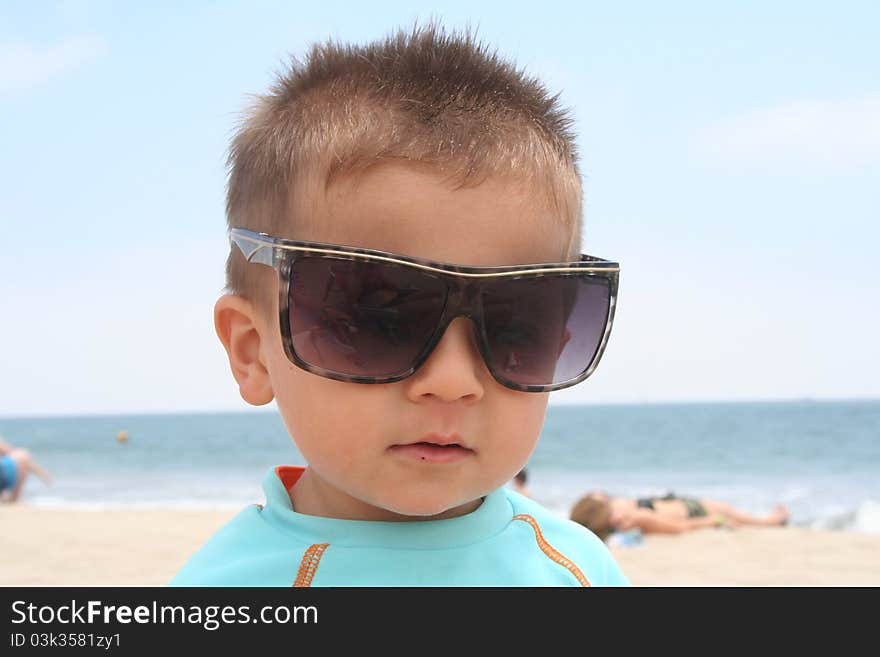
top-left (1, 395), bottom-right (878, 421)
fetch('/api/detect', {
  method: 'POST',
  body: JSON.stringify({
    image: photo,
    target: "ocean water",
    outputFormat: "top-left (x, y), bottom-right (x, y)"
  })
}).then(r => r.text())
top-left (1, 400), bottom-right (878, 532)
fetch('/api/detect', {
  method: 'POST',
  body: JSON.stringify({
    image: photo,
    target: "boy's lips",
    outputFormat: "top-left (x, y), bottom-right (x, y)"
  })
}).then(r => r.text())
top-left (388, 433), bottom-right (474, 464)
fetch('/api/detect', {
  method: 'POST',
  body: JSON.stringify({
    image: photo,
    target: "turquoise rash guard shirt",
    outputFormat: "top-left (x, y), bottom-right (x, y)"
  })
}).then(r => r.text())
top-left (170, 466), bottom-right (631, 587)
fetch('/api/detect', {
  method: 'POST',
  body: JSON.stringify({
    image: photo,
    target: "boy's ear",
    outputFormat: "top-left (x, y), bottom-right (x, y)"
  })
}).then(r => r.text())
top-left (214, 295), bottom-right (275, 406)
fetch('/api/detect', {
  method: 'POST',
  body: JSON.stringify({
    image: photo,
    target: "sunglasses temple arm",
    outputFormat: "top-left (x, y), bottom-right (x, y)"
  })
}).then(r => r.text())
top-left (230, 231), bottom-right (276, 267)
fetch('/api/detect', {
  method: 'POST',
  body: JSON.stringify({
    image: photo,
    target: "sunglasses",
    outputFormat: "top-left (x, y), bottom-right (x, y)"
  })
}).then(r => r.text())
top-left (231, 228), bottom-right (619, 393)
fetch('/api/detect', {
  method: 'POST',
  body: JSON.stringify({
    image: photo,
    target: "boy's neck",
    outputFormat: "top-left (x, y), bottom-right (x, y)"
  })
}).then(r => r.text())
top-left (288, 468), bottom-right (482, 522)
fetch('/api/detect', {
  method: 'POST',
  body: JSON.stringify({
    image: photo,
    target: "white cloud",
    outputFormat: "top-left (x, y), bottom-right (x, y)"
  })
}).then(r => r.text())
top-left (0, 34), bottom-right (109, 92)
top-left (695, 97), bottom-right (880, 170)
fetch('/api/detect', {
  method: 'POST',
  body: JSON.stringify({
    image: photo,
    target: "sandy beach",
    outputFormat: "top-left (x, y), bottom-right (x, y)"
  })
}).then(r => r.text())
top-left (1, 506), bottom-right (878, 586)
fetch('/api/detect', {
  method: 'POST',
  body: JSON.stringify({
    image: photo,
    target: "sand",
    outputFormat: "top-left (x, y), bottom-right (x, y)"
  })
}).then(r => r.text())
top-left (1, 506), bottom-right (878, 586)
top-left (610, 526), bottom-right (880, 586)
top-left (0, 507), bottom-right (238, 586)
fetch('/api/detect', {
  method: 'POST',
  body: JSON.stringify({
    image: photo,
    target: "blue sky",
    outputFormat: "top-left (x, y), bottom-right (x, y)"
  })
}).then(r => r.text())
top-left (1, 1), bottom-right (878, 416)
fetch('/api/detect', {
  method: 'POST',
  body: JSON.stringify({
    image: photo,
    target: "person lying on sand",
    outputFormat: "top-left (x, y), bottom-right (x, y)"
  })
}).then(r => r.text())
top-left (569, 490), bottom-right (789, 542)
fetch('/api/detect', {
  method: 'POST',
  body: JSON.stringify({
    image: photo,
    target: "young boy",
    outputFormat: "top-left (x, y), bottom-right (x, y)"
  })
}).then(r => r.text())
top-left (171, 24), bottom-right (628, 586)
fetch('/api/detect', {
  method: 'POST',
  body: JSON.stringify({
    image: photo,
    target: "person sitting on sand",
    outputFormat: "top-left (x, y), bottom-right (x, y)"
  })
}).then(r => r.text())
top-left (0, 436), bottom-right (52, 504)
top-left (569, 490), bottom-right (789, 542)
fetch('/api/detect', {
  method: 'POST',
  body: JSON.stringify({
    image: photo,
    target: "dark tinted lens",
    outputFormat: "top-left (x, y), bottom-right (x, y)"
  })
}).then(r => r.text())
top-left (289, 256), bottom-right (448, 378)
top-left (481, 274), bottom-right (610, 387)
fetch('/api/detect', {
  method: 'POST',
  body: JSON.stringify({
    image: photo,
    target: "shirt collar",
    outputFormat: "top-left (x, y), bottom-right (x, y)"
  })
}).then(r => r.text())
top-left (261, 466), bottom-right (512, 549)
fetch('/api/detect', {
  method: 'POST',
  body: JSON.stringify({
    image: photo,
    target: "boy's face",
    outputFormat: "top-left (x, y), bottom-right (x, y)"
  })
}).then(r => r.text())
top-left (218, 162), bottom-right (573, 521)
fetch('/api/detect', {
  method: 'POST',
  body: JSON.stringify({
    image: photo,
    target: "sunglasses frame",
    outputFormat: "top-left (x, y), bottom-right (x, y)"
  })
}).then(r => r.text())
top-left (231, 227), bottom-right (620, 393)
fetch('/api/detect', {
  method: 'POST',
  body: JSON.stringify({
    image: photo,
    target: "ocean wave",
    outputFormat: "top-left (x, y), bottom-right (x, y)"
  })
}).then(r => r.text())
top-left (26, 496), bottom-right (250, 512)
top-left (810, 499), bottom-right (880, 533)
top-left (19, 493), bottom-right (880, 532)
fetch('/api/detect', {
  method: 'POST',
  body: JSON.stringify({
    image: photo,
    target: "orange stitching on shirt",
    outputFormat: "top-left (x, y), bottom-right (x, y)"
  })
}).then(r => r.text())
top-left (292, 543), bottom-right (329, 587)
top-left (513, 514), bottom-right (592, 587)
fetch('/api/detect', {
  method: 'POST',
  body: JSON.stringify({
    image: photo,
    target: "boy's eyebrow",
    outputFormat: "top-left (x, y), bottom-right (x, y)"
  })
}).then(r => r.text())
top-left (230, 228), bottom-right (620, 276)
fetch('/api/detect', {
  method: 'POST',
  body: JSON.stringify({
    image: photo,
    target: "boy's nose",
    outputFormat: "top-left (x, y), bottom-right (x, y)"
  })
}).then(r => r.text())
top-left (423, 282), bottom-right (484, 365)
top-left (408, 316), bottom-right (487, 398)
top-left (432, 316), bottom-right (482, 361)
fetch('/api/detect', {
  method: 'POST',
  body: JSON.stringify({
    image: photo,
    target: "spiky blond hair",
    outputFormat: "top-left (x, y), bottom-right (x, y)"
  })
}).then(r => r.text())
top-left (225, 23), bottom-right (584, 312)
